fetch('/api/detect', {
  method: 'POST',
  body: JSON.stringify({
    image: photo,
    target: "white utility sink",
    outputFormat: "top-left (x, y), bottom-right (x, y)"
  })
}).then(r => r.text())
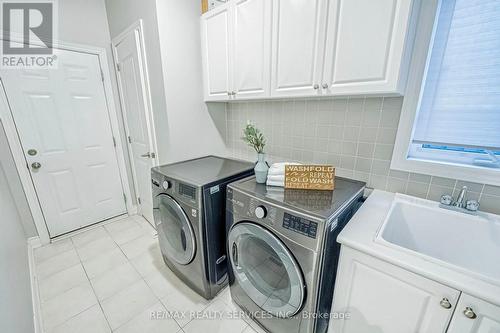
top-left (376, 194), bottom-right (500, 286)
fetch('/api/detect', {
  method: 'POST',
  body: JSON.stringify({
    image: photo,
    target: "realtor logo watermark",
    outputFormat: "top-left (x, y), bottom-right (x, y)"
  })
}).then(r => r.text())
top-left (1, 1), bottom-right (58, 68)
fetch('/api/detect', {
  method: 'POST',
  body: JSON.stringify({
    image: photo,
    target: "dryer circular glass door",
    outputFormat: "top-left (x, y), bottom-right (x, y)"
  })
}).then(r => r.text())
top-left (154, 194), bottom-right (196, 265)
top-left (228, 222), bottom-right (305, 318)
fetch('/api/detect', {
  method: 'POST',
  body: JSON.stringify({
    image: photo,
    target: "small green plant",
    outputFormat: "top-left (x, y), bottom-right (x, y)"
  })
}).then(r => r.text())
top-left (242, 123), bottom-right (266, 153)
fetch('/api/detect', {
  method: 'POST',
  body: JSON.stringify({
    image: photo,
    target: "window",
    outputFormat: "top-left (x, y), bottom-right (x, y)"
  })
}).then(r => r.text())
top-left (392, 0), bottom-right (500, 185)
top-left (411, 0), bottom-right (500, 168)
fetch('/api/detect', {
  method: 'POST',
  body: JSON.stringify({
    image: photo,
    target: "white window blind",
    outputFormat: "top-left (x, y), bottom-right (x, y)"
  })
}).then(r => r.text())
top-left (412, 0), bottom-right (500, 150)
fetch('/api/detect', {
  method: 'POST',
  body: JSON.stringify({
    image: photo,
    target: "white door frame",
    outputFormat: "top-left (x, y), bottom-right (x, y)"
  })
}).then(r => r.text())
top-left (0, 33), bottom-right (135, 245)
top-left (111, 20), bottom-right (159, 204)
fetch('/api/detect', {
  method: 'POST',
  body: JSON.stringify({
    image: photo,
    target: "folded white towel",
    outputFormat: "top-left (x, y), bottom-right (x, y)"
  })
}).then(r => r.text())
top-left (266, 179), bottom-right (285, 187)
top-left (268, 162), bottom-right (301, 176)
top-left (267, 175), bottom-right (285, 182)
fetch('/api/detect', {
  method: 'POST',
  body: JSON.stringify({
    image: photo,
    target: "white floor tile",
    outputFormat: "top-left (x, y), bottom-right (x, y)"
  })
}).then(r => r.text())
top-left (107, 221), bottom-right (146, 245)
top-left (114, 302), bottom-right (181, 333)
top-left (130, 244), bottom-right (168, 278)
top-left (120, 234), bottom-right (157, 260)
top-left (39, 264), bottom-right (88, 302)
top-left (104, 217), bottom-right (138, 234)
top-left (72, 227), bottom-right (110, 248)
top-left (36, 248), bottom-right (81, 280)
top-left (144, 269), bottom-right (180, 299)
top-left (90, 262), bottom-right (141, 301)
top-left (101, 279), bottom-right (158, 330)
top-left (42, 282), bottom-right (98, 331)
top-left (159, 281), bottom-right (211, 327)
top-left (182, 299), bottom-right (248, 333)
top-left (133, 216), bottom-right (157, 236)
top-left (82, 248), bottom-right (128, 279)
top-left (49, 304), bottom-right (110, 333)
top-left (76, 236), bottom-right (118, 262)
top-left (34, 238), bottom-right (74, 264)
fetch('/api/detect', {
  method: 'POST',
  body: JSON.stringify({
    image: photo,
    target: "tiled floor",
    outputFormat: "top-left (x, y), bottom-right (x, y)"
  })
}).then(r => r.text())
top-left (33, 215), bottom-right (263, 333)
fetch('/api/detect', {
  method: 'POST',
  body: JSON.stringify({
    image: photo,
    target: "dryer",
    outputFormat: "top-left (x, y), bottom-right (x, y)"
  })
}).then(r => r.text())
top-left (226, 176), bottom-right (365, 333)
top-left (151, 156), bottom-right (253, 299)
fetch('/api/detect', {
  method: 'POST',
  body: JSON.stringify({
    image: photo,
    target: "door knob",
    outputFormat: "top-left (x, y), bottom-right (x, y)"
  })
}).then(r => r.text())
top-left (313, 84), bottom-right (319, 90)
top-left (31, 162), bottom-right (41, 170)
top-left (322, 83), bottom-right (329, 89)
top-left (439, 298), bottom-right (452, 309)
top-left (463, 307), bottom-right (477, 319)
top-left (141, 152), bottom-right (156, 159)
top-left (27, 149), bottom-right (38, 156)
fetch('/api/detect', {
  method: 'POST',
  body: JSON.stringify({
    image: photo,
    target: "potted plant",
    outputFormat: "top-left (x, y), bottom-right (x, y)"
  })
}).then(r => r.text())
top-left (242, 123), bottom-right (269, 183)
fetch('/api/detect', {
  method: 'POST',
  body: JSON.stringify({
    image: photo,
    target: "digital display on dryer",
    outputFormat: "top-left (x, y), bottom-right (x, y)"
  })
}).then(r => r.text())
top-left (178, 183), bottom-right (196, 200)
top-left (283, 213), bottom-right (318, 239)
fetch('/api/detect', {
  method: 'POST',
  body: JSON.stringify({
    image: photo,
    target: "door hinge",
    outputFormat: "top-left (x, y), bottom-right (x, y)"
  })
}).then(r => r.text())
top-left (112, 136), bottom-right (117, 147)
top-left (123, 193), bottom-right (127, 203)
top-left (116, 63), bottom-right (121, 72)
top-left (100, 70), bottom-right (104, 82)
top-left (128, 136), bottom-right (132, 144)
top-left (137, 197), bottom-right (142, 205)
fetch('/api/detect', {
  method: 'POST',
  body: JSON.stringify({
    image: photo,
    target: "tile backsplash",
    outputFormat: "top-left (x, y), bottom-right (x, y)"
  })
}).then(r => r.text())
top-left (224, 97), bottom-right (500, 215)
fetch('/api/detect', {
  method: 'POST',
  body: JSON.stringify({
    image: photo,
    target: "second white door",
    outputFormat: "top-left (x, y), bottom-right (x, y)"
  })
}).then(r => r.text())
top-left (113, 24), bottom-right (156, 224)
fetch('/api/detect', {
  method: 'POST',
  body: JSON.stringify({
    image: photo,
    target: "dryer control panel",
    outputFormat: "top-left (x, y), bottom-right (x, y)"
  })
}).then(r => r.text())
top-left (283, 213), bottom-right (318, 239)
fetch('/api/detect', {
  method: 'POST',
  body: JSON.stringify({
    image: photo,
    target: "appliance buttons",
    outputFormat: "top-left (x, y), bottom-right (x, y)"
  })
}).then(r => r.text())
top-left (162, 180), bottom-right (171, 190)
top-left (255, 206), bottom-right (267, 219)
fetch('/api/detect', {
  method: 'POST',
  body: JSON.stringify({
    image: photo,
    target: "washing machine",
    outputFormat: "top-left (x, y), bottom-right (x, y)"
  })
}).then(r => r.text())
top-left (226, 176), bottom-right (365, 333)
top-left (151, 156), bottom-right (254, 299)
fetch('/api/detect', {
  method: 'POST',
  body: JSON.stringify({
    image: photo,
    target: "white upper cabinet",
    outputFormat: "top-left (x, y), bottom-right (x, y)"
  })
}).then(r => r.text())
top-left (200, 0), bottom-right (418, 101)
top-left (447, 294), bottom-right (500, 333)
top-left (201, 5), bottom-right (232, 101)
top-left (270, 0), bottom-right (327, 97)
top-left (232, 0), bottom-right (272, 99)
top-left (322, 0), bottom-right (416, 96)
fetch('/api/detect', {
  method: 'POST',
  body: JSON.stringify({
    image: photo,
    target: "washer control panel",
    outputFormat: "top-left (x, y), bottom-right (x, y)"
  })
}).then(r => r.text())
top-left (283, 213), bottom-right (318, 239)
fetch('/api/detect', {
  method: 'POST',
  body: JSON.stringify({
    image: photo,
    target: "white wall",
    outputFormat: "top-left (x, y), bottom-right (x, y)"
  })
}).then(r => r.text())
top-left (0, 121), bottom-right (34, 333)
top-left (105, 0), bottom-right (227, 165)
top-left (155, 0), bottom-right (227, 163)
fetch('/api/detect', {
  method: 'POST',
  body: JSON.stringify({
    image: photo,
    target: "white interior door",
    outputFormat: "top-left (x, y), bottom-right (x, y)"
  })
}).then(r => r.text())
top-left (114, 26), bottom-right (155, 224)
top-left (1, 49), bottom-right (127, 237)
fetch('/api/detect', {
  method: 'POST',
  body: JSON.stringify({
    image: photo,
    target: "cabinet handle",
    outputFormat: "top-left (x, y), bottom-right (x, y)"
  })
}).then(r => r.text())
top-left (463, 307), bottom-right (477, 319)
top-left (231, 91), bottom-right (236, 96)
top-left (439, 298), bottom-right (452, 309)
top-left (313, 84), bottom-right (319, 90)
top-left (322, 83), bottom-right (329, 89)
top-left (227, 91), bottom-right (231, 96)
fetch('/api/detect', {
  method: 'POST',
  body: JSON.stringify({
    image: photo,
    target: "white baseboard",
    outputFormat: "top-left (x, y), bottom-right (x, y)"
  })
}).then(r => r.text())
top-left (27, 237), bottom-right (43, 333)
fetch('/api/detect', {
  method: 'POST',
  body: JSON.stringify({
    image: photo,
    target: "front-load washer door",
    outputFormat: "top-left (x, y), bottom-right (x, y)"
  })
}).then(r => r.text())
top-left (154, 194), bottom-right (196, 265)
top-left (228, 222), bottom-right (305, 318)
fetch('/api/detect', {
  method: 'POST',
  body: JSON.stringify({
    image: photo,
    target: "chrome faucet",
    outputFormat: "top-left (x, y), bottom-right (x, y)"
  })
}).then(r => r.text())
top-left (440, 186), bottom-right (480, 214)
top-left (453, 186), bottom-right (468, 208)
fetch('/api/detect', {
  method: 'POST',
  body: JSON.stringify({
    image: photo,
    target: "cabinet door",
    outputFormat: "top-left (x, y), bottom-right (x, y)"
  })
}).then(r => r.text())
top-left (330, 247), bottom-right (459, 333)
top-left (270, 0), bottom-right (327, 97)
top-left (322, 0), bottom-right (415, 95)
top-left (447, 293), bottom-right (500, 333)
top-left (232, 0), bottom-right (272, 99)
top-left (201, 4), bottom-right (232, 101)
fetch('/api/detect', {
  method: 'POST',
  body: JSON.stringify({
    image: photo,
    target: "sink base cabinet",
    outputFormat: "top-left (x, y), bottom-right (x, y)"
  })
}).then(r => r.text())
top-left (330, 247), bottom-right (500, 333)
top-left (330, 247), bottom-right (460, 333)
top-left (447, 294), bottom-right (500, 333)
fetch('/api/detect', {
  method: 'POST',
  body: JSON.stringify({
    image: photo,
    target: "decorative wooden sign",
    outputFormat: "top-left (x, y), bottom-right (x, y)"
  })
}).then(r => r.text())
top-left (285, 165), bottom-right (335, 191)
